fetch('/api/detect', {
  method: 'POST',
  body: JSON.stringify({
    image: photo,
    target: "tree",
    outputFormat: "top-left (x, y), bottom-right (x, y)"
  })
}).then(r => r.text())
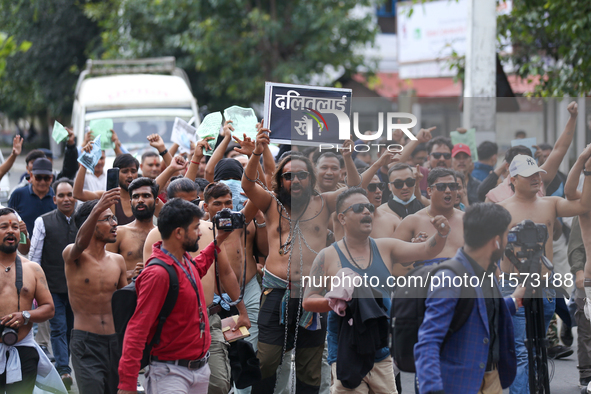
top-left (85, 0), bottom-right (378, 110)
top-left (498, 0), bottom-right (591, 97)
top-left (0, 0), bottom-right (102, 120)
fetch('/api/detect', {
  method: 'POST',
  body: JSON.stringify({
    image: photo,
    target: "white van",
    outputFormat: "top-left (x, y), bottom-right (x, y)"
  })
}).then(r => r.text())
top-left (72, 57), bottom-right (199, 153)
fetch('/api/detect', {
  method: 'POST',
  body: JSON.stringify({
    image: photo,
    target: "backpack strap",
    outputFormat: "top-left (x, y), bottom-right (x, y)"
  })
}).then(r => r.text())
top-left (146, 258), bottom-right (179, 347)
top-left (15, 255), bottom-right (22, 311)
top-left (429, 259), bottom-right (476, 349)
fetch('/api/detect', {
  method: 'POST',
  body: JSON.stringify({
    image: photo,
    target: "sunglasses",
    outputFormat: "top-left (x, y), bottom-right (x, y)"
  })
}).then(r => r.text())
top-left (367, 182), bottom-right (386, 192)
top-left (97, 215), bottom-right (118, 225)
top-left (341, 203), bottom-right (375, 215)
top-left (390, 178), bottom-right (416, 189)
top-left (281, 171), bottom-right (309, 181)
top-left (431, 152), bottom-right (452, 160)
top-left (430, 182), bottom-right (460, 192)
top-left (34, 175), bottom-right (52, 182)
top-left (191, 198), bottom-right (201, 206)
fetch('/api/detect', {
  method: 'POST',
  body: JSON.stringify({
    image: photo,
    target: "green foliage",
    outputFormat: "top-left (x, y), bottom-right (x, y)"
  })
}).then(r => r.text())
top-left (85, 0), bottom-right (378, 110)
top-left (498, 0), bottom-right (591, 96)
top-left (0, 33), bottom-right (31, 78)
top-left (0, 0), bottom-right (101, 119)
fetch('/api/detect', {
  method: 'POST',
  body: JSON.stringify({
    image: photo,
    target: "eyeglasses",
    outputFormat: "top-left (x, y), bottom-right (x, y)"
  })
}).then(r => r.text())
top-left (191, 198), bottom-right (201, 206)
top-left (390, 178), bottom-right (416, 189)
top-left (431, 152), bottom-right (452, 160)
top-left (341, 203), bottom-right (375, 215)
top-left (367, 182), bottom-right (386, 192)
top-left (97, 215), bottom-right (118, 225)
top-left (281, 171), bottom-right (309, 181)
top-left (34, 175), bottom-right (52, 182)
top-left (430, 182), bottom-right (460, 192)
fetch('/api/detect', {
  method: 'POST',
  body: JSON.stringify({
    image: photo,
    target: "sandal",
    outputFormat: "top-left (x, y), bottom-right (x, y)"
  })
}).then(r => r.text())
top-left (61, 373), bottom-right (73, 391)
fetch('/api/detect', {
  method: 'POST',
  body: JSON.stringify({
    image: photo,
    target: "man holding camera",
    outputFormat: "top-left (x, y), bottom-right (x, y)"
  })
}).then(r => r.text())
top-left (118, 198), bottom-right (236, 394)
top-left (0, 207), bottom-right (55, 393)
top-left (415, 203), bottom-right (524, 394)
top-left (498, 149), bottom-right (591, 393)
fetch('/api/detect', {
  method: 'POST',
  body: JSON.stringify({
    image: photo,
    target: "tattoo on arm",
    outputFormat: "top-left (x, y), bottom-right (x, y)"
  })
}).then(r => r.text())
top-left (310, 250), bottom-right (326, 278)
top-left (429, 237), bottom-right (437, 248)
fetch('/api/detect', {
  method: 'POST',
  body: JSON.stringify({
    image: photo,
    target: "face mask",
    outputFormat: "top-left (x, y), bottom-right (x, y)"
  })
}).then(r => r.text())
top-left (391, 193), bottom-right (416, 206)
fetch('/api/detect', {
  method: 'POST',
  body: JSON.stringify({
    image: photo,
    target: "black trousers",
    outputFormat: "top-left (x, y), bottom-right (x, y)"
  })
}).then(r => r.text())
top-left (70, 329), bottom-right (119, 394)
top-left (0, 346), bottom-right (39, 394)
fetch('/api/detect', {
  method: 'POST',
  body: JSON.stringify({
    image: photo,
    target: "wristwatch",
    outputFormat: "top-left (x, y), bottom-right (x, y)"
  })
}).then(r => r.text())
top-left (584, 170), bottom-right (591, 176)
top-left (22, 311), bottom-right (31, 325)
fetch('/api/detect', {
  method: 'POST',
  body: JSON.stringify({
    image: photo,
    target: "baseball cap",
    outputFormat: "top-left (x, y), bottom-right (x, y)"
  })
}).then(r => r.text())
top-left (31, 158), bottom-right (53, 176)
top-left (452, 143), bottom-right (471, 158)
top-left (509, 155), bottom-right (547, 178)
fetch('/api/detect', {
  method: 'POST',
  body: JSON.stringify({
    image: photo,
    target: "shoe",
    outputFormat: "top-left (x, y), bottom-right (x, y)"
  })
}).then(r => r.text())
top-left (581, 376), bottom-right (591, 388)
top-left (547, 345), bottom-right (574, 359)
top-left (40, 345), bottom-right (55, 363)
top-left (61, 374), bottom-right (73, 391)
top-left (561, 323), bottom-right (574, 347)
top-left (137, 379), bottom-right (145, 394)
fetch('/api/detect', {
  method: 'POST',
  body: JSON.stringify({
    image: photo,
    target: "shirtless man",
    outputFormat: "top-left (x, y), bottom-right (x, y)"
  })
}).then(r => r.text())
top-left (107, 177), bottom-right (158, 281)
top-left (241, 127), bottom-right (360, 394)
top-left (63, 189), bottom-right (128, 394)
top-left (303, 188), bottom-right (449, 392)
top-left (142, 178), bottom-right (250, 394)
top-left (394, 168), bottom-right (465, 268)
top-left (497, 151), bottom-right (591, 394)
top-left (0, 208), bottom-right (54, 394)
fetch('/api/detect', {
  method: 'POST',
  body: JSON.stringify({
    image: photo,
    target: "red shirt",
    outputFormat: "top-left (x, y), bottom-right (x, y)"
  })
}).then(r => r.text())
top-left (118, 240), bottom-right (219, 391)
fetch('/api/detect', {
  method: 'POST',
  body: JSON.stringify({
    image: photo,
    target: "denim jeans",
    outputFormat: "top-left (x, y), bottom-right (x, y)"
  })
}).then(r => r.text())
top-left (500, 279), bottom-right (555, 394)
top-left (50, 292), bottom-right (73, 375)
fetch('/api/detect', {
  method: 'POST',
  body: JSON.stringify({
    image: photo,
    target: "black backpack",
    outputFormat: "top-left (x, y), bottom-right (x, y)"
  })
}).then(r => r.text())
top-left (112, 258), bottom-right (179, 369)
top-left (390, 259), bottom-right (475, 372)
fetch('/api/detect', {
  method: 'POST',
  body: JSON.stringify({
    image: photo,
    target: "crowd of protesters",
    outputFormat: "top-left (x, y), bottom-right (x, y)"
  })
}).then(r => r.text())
top-left (1, 101), bottom-right (591, 394)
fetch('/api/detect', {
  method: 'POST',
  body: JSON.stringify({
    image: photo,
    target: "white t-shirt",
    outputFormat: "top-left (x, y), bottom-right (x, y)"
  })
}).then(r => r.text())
top-left (84, 170), bottom-right (107, 192)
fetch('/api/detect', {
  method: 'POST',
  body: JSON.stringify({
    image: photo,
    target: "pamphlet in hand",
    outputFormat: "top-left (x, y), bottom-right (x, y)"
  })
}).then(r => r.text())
top-left (77, 135), bottom-right (102, 172)
top-left (221, 315), bottom-right (250, 343)
top-left (89, 119), bottom-right (114, 150)
top-left (196, 112), bottom-right (222, 156)
top-left (171, 118), bottom-right (197, 153)
top-left (52, 121), bottom-right (69, 144)
top-left (223, 106), bottom-right (258, 141)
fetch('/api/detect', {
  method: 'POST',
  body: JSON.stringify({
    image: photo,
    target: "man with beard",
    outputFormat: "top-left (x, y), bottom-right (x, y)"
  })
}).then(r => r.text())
top-left (394, 168), bottom-right (465, 266)
top-left (303, 188), bottom-right (449, 393)
top-left (0, 208), bottom-right (55, 394)
top-left (498, 150), bottom-right (591, 394)
top-left (415, 203), bottom-right (524, 394)
top-left (242, 127), bottom-right (360, 394)
top-left (29, 178), bottom-right (78, 389)
top-left (142, 178), bottom-right (251, 394)
top-left (75, 143), bottom-right (186, 224)
top-left (107, 177), bottom-right (158, 282)
top-left (63, 189), bottom-right (128, 394)
top-left (118, 198), bottom-right (237, 394)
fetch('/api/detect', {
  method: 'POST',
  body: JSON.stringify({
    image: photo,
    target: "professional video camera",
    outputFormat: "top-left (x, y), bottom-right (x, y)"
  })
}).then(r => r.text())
top-left (506, 220), bottom-right (553, 273)
top-left (213, 208), bottom-right (245, 232)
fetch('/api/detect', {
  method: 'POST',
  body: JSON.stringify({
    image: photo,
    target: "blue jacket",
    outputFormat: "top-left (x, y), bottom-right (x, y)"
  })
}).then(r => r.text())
top-left (472, 162), bottom-right (494, 182)
top-left (414, 248), bottom-right (517, 394)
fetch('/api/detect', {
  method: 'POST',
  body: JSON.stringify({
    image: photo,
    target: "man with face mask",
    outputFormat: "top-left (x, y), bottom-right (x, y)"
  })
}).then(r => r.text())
top-left (415, 203), bottom-right (525, 394)
top-left (106, 177), bottom-right (158, 282)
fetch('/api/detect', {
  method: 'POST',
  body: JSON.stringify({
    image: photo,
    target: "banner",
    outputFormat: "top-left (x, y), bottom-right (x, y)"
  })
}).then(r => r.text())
top-left (263, 82), bottom-right (352, 146)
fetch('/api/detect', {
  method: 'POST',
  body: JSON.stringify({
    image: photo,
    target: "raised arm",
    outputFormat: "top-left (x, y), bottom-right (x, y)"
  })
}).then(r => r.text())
top-left (564, 144), bottom-right (591, 200)
top-left (241, 128), bottom-right (273, 214)
top-left (540, 101), bottom-right (578, 184)
top-left (205, 121), bottom-right (233, 183)
top-left (360, 151), bottom-right (398, 190)
top-left (397, 127), bottom-right (434, 164)
top-left (324, 140), bottom-right (359, 213)
top-left (73, 141), bottom-right (105, 201)
top-left (556, 151), bottom-right (591, 217)
top-left (185, 138), bottom-right (213, 181)
top-left (147, 133), bottom-right (172, 167)
top-left (63, 188), bottom-right (121, 264)
top-left (57, 128), bottom-right (80, 180)
top-left (0, 135), bottom-right (22, 181)
top-left (154, 156), bottom-right (187, 195)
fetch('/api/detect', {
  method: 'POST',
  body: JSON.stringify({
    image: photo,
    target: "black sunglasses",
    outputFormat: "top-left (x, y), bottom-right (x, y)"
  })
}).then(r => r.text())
top-left (390, 178), bottom-right (416, 189)
top-left (430, 182), bottom-right (459, 192)
top-left (282, 171), bottom-right (309, 181)
top-left (191, 198), bottom-right (201, 206)
top-left (431, 152), bottom-right (452, 160)
top-left (367, 182), bottom-right (386, 192)
top-left (341, 203), bottom-right (375, 215)
top-left (34, 175), bottom-right (52, 182)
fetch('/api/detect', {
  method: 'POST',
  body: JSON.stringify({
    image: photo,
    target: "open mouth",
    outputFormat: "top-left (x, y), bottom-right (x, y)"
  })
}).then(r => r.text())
top-left (4, 237), bottom-right (16, 244)
top-left (443, 196), bottom-right (452, 203)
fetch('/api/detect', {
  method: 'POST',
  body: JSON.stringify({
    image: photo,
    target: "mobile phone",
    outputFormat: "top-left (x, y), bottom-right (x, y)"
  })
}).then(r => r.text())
top-left (106, 168), bottom-right (120, 191)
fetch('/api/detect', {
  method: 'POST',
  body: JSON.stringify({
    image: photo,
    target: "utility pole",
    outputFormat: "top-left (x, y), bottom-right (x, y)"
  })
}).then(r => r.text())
top-left (462, 0), bottom-right (497, 139)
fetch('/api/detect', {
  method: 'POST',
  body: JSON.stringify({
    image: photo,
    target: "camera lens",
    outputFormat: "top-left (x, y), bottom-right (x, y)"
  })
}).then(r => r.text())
top-left (2, 327), bottom-right (18, 346)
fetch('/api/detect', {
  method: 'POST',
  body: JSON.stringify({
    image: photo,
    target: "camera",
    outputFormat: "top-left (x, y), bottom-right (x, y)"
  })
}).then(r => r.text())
top-left (507, 220), bottom-right (548, 249)
top-left (213, 208), bottom-right (245, 232)
top-left (1, 326), bottom-right (18, 346)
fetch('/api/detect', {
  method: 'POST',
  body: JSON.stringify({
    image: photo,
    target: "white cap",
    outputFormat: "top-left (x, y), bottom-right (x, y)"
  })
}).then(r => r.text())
top-left (509, 155), bottom-right (547, 178)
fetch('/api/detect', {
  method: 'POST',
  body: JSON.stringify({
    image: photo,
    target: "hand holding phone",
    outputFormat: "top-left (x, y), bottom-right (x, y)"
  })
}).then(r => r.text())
top-left (107, 168), bottom-right (120, 191)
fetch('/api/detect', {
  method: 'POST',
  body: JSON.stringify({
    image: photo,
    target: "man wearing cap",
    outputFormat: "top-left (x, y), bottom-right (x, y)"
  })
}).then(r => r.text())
top-left (452, 143), bottom-right (481, 204)
top-left (498, 149), bottom-right (591, 394)
top-left (9, 158), bottom-right (56, 236)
